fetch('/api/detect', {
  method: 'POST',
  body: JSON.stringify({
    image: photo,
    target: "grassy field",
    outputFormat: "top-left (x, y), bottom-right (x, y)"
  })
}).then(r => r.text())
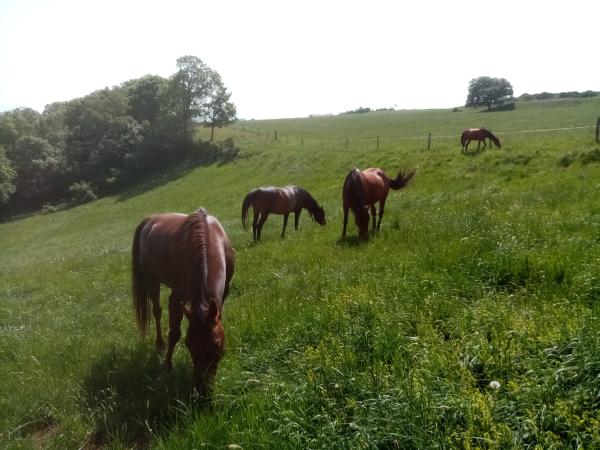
top-left (1, 98), bottom-right (600, 449)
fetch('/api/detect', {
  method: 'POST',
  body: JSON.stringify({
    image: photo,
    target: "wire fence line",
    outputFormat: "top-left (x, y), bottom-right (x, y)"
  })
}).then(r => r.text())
top-left (233, 123), bottom-right (598, 149)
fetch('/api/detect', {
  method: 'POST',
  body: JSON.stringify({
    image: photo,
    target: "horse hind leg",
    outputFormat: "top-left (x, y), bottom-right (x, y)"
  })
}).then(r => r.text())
top-left (281, 213), bottom-right (289, 237)
top-left (370, 205), bottom-right (377, 231)
top-left (149, 279), bottom-right (164, 352)
top-left (376, 199), bottom-right (386, 230)
top-left (257, 213), bottom-right (269, 241)
top-left (252, 210), bottom-right (260, 241)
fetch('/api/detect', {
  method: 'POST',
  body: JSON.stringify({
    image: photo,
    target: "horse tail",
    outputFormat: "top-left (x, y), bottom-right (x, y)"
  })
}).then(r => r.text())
top-left (131, 217), bottom-right (151, 335)
top-left (241, 191), bottom-right (254, 231)
top-left (389, 168), bottom-right (417, 190)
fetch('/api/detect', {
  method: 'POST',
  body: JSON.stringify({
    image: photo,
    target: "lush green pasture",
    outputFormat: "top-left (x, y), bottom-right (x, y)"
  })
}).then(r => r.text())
top-left (2, 98), bottom-right (600, 449)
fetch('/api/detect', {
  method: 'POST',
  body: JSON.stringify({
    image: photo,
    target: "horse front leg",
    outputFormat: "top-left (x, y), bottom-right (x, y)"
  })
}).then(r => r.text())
top-left (281, 213), bottom-right (289, 237)
top-left (149, 278), bottom-right (164, 352)
top-left (165, 292), bottom-right (183, 371)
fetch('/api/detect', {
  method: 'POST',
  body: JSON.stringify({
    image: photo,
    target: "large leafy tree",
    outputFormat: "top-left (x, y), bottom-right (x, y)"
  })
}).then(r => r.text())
top-left (63, 87), bottom-right (143, 188)
top-left (466, 76), bottom-right (514, 111)
top-left (204, 72), bottom-right (237, 141)
top-left (0, 145), bottom-right (16, 205)
top-left (166, 56), bottom-right (216, 139)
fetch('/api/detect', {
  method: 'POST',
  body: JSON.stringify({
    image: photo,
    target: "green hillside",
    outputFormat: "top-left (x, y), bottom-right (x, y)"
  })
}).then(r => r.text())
top-left (2, 98), bottom-right (600, 449)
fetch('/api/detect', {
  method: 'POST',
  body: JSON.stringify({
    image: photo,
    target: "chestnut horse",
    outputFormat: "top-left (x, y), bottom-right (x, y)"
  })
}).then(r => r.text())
top-left (342, 167), bottom-right (416, 240)
top-left (461, 128), bottom-right (501, 153)
top-left (241, 185), bottom-right (326, 241)
top-left (131, 208), bottom-right (235, 395)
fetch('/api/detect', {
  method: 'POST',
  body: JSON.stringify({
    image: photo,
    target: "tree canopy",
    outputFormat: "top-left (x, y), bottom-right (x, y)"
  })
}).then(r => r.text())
top-left (0, 56), bottom-right (237, 215)
top-left (466, 76), bottom-right (514, 111)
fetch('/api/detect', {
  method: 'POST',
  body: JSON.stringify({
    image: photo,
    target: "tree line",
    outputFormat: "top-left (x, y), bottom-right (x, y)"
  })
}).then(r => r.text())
top-left (0, 55), bottom-right (237, 216)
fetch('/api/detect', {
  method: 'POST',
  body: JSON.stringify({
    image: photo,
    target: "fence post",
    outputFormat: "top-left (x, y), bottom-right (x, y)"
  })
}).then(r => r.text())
top-left (376, 136), bottom-right (380, 149)
top-left (274, 131), bottom-right (278, 141)
top-left (301, 136), bottom-right (304, 146)
top-left (427, 132), bottom-right (432, 151)
top-left (596, 117), bottom-right (600, 143)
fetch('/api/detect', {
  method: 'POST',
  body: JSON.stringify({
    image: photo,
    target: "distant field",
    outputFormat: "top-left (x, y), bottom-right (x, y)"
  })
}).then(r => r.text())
top-left (2, 98), bottom-right (600, 449)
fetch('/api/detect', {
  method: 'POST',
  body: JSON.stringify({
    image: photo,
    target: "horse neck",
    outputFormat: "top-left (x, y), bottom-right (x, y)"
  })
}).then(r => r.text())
top-left (300, 189), bottom-right (318, 213)
top-left (346, 170), bottom-right (365, 212)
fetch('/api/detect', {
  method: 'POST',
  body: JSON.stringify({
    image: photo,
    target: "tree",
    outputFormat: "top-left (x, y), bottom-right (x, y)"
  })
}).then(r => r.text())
top-left (166, 56), bottom-right (215, 139)
top-left (0, 146), bottom-right (16, 205)
top-left (466, 76), bottom-right (513, 111)
top-left (204, 72), bottom-right (237, 141)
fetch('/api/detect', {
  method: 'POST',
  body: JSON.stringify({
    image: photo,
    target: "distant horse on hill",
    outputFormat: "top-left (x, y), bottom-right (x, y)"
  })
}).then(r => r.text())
top-left (461, 128), bottom-right (501, 153)
top-left (131, 208), bottom-right (235, 396)
top-left (241, 185), bottom-right (326, 241)
top-left (342, 167), bottom-right (416, 240)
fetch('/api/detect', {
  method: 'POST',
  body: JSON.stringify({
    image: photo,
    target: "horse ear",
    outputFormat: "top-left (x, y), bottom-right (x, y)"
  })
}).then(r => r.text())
top-left (180, 302), bottom-right (193, 320)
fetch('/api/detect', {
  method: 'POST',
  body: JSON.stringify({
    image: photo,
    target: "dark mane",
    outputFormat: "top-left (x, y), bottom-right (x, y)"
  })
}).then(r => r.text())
top-left (345, 168), bottom-right (365, 213)
top-left (298, 187), bottom-right (319, 216)
top-left (182, 208), bottom-right (209, 313)
top-left (483, 128), bottom-right (501, 145)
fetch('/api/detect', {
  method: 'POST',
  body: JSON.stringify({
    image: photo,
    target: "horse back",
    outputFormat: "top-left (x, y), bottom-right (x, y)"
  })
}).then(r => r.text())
top-left (254, 185), bottom-right (300, 214)
top-left (138, 213), bottom-right (188, 288)
top-left (361, 168), bottom-right (388, 204)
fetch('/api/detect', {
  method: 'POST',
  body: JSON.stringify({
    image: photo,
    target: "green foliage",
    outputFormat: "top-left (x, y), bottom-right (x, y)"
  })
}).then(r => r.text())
top-left (0, 146), bottom-right (16, 204)
top-left (0, 56), bottom-right (238, 216)
top-left (1, 97), bottom-right (600, 449)
top-left (467, 76), bottom-right (514, 111)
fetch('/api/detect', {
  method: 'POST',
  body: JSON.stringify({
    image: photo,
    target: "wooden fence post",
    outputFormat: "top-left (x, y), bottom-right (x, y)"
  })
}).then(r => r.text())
top-left (376, 136), bottom-right (380, 149)
top-left (274, 131), bottom-right (278, 141)
top-left (427, 132), bottom-right (432, 151)
top-left (596, 117), bottom-right (600, 143)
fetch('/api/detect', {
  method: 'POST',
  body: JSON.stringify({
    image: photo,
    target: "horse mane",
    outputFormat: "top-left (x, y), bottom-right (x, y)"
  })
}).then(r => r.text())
top-left (482, 128), bottom-right (501, 146)
top-left (344, 168), bottom-right (365, 213)
top-left (297, 187), bottom-right (319, 217)
top-left (181, 208), bottom-right (209, 314)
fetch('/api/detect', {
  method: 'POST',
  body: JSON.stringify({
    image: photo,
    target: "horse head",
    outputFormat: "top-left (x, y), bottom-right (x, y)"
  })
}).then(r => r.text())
top-left (312, 205), bottom-right (327, 226)
top-left (355, 207), bottom-right (370, 240)
top-left (182, 300), bottom-right (224, 395)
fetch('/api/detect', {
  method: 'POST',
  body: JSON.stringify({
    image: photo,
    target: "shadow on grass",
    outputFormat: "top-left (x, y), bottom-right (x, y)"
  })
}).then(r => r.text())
top-left (336, 235), bottom-right (367, 247)
top-left (79, 343), bottom-right (197, 448)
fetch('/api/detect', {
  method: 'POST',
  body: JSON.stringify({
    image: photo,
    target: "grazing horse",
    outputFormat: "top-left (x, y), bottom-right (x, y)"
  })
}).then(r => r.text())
top-left (342, 167), bottom-right (416, 240)
top-left (241, 185), bottom-right (326, 241)
top-left (461, 128), bottom-right (501, 153)
top-left (131, 208), bottom-right (235, 395)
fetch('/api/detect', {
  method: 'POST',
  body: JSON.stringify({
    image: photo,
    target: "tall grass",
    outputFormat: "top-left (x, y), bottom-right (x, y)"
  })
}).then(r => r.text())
top-left (1, 98), bottom-right (600, 448)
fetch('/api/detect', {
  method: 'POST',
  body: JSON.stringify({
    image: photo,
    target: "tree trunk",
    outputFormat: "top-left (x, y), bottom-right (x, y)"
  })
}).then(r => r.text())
top-left (210, 125), bottom-right (214, 142)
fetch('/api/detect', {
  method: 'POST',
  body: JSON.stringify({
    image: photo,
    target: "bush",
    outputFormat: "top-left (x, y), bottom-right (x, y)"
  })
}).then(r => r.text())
top-left (68, 181), bottom-right (97, 204)
top-left (579, 149), bottom-right (600, 165)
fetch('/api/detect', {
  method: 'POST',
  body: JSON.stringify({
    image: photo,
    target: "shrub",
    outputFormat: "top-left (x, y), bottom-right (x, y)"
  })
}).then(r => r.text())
top-left (68, 181), bottom-right (97, 204)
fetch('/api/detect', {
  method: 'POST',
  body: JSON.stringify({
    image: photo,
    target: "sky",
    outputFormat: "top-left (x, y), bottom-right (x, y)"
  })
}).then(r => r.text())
top-left (0, 0), bottom-right (598, 120)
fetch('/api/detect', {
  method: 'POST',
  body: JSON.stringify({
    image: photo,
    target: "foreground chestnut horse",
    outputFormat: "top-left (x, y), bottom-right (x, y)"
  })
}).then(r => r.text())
top-left (241, 185), bottom-right (326, 241)
top-left (131, 208), bottom-right (234, 395)
top-left (342, 167), bottom-right (416, 240)
top-left (461, 128), bottom-right (501, 153)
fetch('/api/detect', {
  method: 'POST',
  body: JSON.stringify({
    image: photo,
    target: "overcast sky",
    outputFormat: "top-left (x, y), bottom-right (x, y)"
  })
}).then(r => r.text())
top-left (1, 0), bottom-right (598, 119)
